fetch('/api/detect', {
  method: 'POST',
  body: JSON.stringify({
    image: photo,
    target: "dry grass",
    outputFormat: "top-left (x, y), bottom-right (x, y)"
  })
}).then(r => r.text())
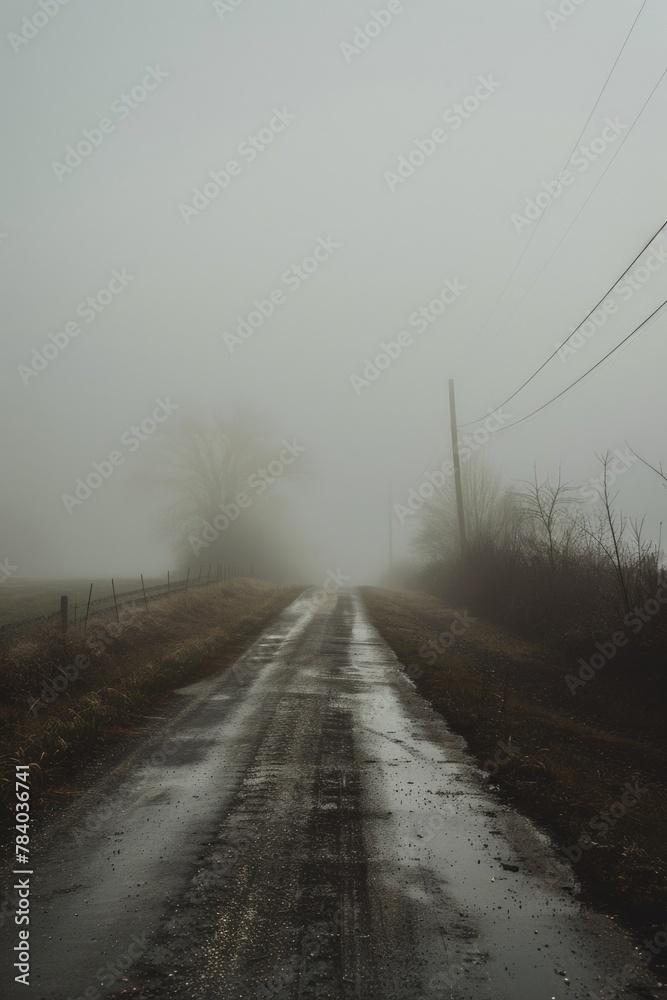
top-left (0, 579), bottom-right (301, 812)
top-left (0, 576), bottom-right (171, 627)
top-left (361, 585), bottom-right (667, 954)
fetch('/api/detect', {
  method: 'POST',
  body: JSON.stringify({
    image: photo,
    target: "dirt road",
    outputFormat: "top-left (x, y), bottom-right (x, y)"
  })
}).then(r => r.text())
top-left (2, 591), bottom-right (660, 999)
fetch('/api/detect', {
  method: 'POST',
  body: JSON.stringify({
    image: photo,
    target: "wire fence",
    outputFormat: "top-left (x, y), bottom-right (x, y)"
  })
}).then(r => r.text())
top-left (0, 563), bottom-right (247, 639)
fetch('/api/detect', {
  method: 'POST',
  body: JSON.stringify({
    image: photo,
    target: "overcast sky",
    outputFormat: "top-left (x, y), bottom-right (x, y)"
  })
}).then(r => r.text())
top-left (1, 0), bottom-right (665, 584)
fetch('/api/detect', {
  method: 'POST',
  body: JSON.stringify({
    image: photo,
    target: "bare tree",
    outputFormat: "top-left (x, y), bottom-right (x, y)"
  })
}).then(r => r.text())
top-left (151, 413), bottom-right (306, 578)
top-left (414, 455), bottom-right (517, 565)
top-left (514, 466), bottom-right (579, 573)
top-left (627, 444), bottom-right (667, 489)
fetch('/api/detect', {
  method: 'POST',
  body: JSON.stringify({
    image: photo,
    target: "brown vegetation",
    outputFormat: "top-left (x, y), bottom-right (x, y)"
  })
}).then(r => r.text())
top-left (361, 583), bottom-right (667, 962)
top-left (0, 579), bottom-right (300, 815)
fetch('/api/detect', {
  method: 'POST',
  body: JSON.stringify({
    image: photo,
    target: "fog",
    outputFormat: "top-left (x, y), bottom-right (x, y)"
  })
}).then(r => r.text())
top-left (2, 0), bottom-right (665, 586)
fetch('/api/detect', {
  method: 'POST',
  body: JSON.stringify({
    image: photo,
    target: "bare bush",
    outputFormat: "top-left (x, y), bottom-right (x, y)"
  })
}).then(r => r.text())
top-left (412, 453), bottom-right (665, 643)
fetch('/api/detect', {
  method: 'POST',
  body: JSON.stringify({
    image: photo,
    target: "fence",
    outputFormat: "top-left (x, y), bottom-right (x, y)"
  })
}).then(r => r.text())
top-left (0, 564), bottom-right (247, 638)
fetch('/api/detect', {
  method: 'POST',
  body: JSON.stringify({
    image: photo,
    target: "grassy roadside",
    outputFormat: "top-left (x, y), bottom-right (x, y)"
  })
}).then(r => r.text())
top-left (360, 585), bottom-right (667, 960)
top-left (0, 579), bottom-right (301, 817)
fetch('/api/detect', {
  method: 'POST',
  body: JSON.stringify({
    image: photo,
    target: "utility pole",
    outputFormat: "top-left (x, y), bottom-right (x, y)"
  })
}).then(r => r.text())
top-left (448, 378), bottom-right (467, 556)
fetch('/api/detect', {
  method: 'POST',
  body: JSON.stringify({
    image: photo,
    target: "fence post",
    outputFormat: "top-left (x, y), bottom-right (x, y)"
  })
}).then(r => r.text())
top-left (141, 574), bottom-right (149, 612)
top-left (111, 578), bottom-right (119, 624)
top-left (83, 583), bottom-right (93, 634)
top-left (207, 564), bottom-right (211, 586)
top-left (184, 566), bottom-right (190, 595)
top-left (60, 596), bottom-right (68, 634)
top-left (167, 570), bottom-right (170, 597)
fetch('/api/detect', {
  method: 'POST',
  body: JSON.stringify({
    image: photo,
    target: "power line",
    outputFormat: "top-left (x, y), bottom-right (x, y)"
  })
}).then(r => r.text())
top-left (491, 295), bottom-right (667, 434)
top-left (460, 216), bottom-right (667, 426)
top-left (481, 61), bottom-right (667, 356)
top-left (463, 0), bottom-right (647, 364)
top-left (418, 5), bottom-right (654, 485)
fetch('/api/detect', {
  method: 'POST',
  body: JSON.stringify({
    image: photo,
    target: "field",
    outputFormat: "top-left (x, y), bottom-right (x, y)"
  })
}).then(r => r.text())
top-left (0, 578), bottom-right (301, 820)
top-left (361, 585), bottom-right (667, 963)
top-left (0, 576), bottom-right (180, 627)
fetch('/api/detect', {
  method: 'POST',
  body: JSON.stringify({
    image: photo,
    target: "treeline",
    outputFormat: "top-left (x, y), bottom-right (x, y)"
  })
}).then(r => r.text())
top-left (412, 453), bottom-right (667, 657)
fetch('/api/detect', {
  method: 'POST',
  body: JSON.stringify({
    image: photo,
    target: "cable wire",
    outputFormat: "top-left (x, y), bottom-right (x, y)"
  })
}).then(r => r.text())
top-left (460, 216), bottom-right (667, 425)
top-left (464, 0), bottom-right (647, 361)
top-left (492, 296), bottom-right (667, 434)
top-left (481, 61), bottom-right (667, 358)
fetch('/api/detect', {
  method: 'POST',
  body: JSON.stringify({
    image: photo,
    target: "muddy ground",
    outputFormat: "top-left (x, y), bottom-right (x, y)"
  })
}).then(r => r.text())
top-left (1, 591), bottom-right (664, 999)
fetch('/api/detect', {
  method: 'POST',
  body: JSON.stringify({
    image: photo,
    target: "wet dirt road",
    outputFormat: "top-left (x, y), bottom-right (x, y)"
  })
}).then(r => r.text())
top-left (2, 591), bottom-right (661, 999)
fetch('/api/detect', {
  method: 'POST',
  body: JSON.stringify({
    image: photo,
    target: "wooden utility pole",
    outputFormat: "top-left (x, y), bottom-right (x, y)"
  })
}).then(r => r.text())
top-left (448, 378), bottom-right (467, 556)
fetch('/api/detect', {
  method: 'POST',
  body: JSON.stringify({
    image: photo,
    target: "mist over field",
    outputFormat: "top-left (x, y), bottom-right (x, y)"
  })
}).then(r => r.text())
top-left (1, 0), bottom-right (666, 589)
top-left (3, 6), bottom-right (667, 999)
